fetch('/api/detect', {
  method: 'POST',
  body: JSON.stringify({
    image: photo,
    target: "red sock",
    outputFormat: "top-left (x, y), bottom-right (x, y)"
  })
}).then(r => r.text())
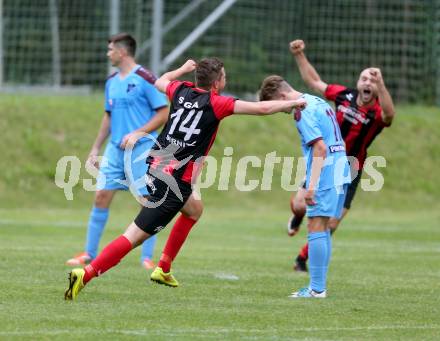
top-left (158, 214), bottom-right (197, 273)
top-left (299, 243), bottom-right (309, 260)
top-left (83, 235), bottom-right (132, 284)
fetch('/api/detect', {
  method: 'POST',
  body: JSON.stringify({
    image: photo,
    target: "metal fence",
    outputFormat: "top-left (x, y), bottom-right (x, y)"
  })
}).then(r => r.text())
top-left (1, 0), bottom-right (439, 103)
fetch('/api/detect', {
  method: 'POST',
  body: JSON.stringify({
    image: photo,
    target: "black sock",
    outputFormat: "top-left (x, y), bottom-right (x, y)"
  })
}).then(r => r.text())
top-left (290, 215), bottom-right (304, 229)
top-left (296, 255), bottom-right (306, 263)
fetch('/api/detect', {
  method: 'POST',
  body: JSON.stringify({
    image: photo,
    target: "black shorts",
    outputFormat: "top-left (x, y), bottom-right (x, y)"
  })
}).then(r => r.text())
top-left (344, 169), bottom-right (362, 210)
top-left (134, 172), bottom-right (193, 235)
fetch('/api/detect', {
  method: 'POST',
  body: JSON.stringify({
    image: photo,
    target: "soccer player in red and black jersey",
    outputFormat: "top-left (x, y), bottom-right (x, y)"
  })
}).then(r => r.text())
top-left (286, 39), bottom-right (396, 272)
top-left (64, 57), bottom-right (307, 299)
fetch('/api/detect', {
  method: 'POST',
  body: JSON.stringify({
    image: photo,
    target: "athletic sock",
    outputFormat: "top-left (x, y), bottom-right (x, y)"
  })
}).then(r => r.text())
top-left (325, 229), bottom-right (332, 267)
top-left (308, 231), bottom-right (328, 293)
top-left (298, 243), bottom-right (309, 261)
top-left (140, 234), bottom-right (157, 262)
top-left (85, 206), bottom-right (109, 259)
top-left (323, 229), bottom-right (332, 286)
top-left (83, 235), bottom-right (132, 284)
top-left (158, 214), bottom-right (197, 273)
top-left (290, 215), bottom-right (304, 229)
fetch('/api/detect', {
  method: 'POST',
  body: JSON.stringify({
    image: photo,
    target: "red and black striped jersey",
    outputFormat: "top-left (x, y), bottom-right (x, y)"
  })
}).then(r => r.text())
top-left (324, 84), bottom-right (390, 170)
top-left (148, 81), bottom-right (236, 183)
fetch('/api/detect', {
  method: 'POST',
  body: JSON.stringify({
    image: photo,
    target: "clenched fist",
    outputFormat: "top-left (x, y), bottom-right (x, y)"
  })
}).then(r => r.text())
top-left (368, 67), bottom-right (384, 87)
top-left (180, 59), bottom-right (197, 73)
top-left (289, 39), bottom-right (305, 55)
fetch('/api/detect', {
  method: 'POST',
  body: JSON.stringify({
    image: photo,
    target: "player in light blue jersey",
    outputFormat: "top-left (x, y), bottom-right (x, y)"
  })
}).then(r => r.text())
top-left (66, 33), bottom-right (169, 271)
top-left (259, 75), bottom-right (351, 298)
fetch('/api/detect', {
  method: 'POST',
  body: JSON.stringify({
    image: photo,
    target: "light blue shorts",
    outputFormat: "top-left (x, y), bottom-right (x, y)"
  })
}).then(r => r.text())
top-left (306, 184), bottom-right (348, 219)
top-left (97, 141), bottom-right (153, 196)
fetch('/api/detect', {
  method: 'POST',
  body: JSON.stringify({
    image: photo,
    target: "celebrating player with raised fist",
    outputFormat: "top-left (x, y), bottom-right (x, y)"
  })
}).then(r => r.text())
top-left (64, 56), bottom-right (307, 300)
top-left (287, 39), bottom-right (396, 272)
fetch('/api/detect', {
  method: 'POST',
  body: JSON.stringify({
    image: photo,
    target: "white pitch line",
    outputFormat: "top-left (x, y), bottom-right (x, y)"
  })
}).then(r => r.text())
top-left (214, 272), bottom-right (240, 280)
top-left (1, 325), bottom-right (439, 336)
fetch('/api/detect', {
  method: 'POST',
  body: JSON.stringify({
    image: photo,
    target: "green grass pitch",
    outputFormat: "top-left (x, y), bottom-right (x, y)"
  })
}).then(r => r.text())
top-left (0, 207), bottom-right (439, 340)
top-left (0, 95), bottom-right (439, 339)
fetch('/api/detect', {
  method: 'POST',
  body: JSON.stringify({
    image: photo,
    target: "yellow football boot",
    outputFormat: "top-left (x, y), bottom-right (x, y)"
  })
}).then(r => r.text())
top-left (150, 267), bottom-right (179, 287)
top-left (64, 268), bottom-right (85, 300)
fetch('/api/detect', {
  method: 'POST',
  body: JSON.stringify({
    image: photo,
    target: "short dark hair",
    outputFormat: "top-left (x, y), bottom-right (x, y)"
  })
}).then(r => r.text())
top-left (259, 75), bottom-right (290, 101)
top-left (195, 57), bottom-right (224, 89)
top-left (108, 33), bottom-right (136, 57)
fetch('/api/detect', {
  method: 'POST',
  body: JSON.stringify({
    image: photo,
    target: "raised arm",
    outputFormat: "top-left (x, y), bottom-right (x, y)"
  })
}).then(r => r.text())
top-left (154, 60), bottom-right (197, 93)
top-left (233, 98), bottom-right (307, 116)
top-left (369, 68), bottom-right (396, 125)
top-left (289, 40), bottom-right (328, 95)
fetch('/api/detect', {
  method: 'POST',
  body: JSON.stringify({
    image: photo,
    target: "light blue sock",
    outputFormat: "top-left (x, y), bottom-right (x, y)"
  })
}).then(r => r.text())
top-left (308, 231), bottom-right (328, 293)
top-left (326, 229), bottom-right (332, 266)
top-left (85, 206), bottom-right (109, 259)
top-left (140, 234), bottom-right (157, 262)
top-left (324, 229), bottom-right (332, 285)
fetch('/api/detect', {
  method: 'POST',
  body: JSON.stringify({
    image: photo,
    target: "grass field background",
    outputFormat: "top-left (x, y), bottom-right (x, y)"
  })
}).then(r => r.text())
top-left (0, 95), bottom-right (439, 340)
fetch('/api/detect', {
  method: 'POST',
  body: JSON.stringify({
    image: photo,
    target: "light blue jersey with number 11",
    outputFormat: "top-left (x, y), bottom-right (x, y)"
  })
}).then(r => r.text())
top-left (294, 94), bottom-right (351, 191)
